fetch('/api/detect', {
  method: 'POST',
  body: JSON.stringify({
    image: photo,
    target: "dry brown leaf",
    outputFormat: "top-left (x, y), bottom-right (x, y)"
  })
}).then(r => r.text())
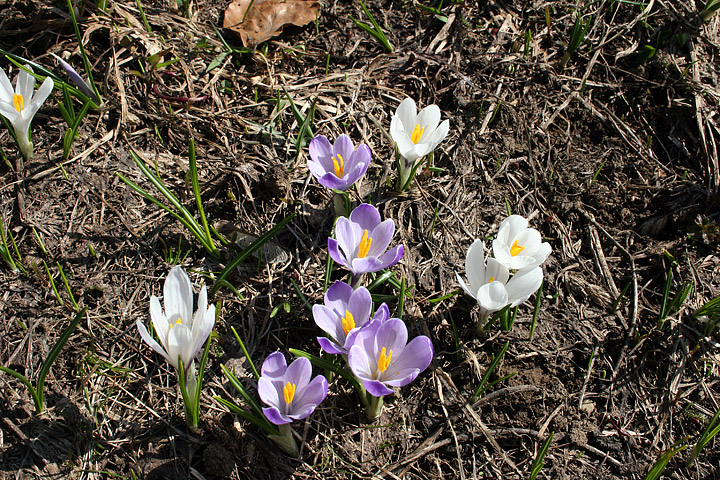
top-left (223, 0), bottom-right (319, 48)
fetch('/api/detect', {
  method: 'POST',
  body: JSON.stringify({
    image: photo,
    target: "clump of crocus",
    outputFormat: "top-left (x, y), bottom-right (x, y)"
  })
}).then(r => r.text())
top-left (457, 239), bottom-right (543, 322)
top-left (328, 203), bottom-right (404, 288)
top-left (348, 318), bottom-right (433, 419)
top-left (390, 97), bottom-right (449, 191)
top-left (313, 281), bottom-right (390, 355)
top-left (308, 134), bottom-right (371, 191)
top-left (137, 266), bottom-right (216, 431)
top-left (457, 215), bottom-right (550, 333)
top-left (492, 215), bottom-right (552, 271)
top-left (258, 352), bottom-right (328, 456)
top-left (0, 65), bottom-right (53, 160)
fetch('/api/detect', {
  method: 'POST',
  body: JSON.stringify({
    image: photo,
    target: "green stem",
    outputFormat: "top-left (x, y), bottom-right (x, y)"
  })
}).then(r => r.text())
top-left (366, 394), bottom-right (384, 420)
top-left (268, 423), bottom-right (299, 457)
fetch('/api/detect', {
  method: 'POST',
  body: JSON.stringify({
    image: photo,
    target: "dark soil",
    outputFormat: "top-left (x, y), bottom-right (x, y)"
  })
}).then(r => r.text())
top-left (1, 0), bottom-right (720, 479)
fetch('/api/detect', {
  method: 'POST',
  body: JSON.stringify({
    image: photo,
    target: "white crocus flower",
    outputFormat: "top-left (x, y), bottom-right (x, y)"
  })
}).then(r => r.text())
top-left (137, 266), bottom-right (216, 371)
top-left (492, 215), bottom-right (552, 271)
top-left (457, 239), bottom-right (543, 318)
top-left (0, 65), bottom-right (54, 160)
top-left (390, 97), bottom-right (449, 163)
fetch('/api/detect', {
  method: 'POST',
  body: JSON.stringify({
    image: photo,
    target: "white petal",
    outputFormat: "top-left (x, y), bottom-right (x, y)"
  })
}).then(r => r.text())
top-left (515, 228), bottom-right (542, 254)
top-left (492, 238), bottom-right (512, 268)
top-left (506, 267), bottom-right (543, 306)
top-left (137, 320), bottom-right (172, 365)
top-left (485, 258), bottom-right (510, 285)
top-left (389, 115), bottom-right (406, 143)
top-left (150, 295), bottom-right (170, 344)
top-left (167, 323), bottom-right (195, 370)
top-left (17, 67), bottom-right (34, 104)
top-left (464, 239), bottom-right (486, 291)
top-left (395, 98), bottom-right (417, 133)
top-left (30, 76), bottom-right (53, 111)
top-left (476, 282), bottom-right (509, 314)
top-left (193, 285), bottom-right (208, 331)
top-left (422, 119), bottom-right (449, 150)
top-left (0, 69), bottom-right (14, 103)
top-left (0, 102), bottom-right (20, 123)
top-left (192, 304), bottom-right (216, 357)
top-left (529, 242), bottom-right (552, 268)
top-left (396, 138), bottom-right (420, 162)
top-left (164, 266), bottom-right (193, 324)
top-left (498, 215), bottom-right (528, 241)
top-left (416, 104), bottom-right (441, 135)
top-left (456, 272), bottom-right (477, 300)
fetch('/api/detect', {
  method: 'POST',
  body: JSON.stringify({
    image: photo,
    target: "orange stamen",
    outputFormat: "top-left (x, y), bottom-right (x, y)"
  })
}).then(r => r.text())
top-left (510, 240), bottom-right (525, 257)
top-left (283, 382), bottom-right (296, 404)
top-left (341, 310), bottom-right (355, 335)
top-left (13, 93), bottom-right (23, 112)
top-left (332, 154), bottom-right (344, 177)
top-left (358, 229), bottom-right (372, 258)
top-left (410, 124), bottom-right (424, 144)
top-left (378, 347), bottom-right (392, 372)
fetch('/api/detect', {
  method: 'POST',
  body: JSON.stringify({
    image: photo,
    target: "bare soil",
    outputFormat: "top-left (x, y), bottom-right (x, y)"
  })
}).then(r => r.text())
top-left (1, 0), bottom-right (720, 479)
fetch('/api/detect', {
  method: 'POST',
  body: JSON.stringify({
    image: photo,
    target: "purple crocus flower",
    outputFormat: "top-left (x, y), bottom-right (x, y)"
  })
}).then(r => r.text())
top-left (313, 281), bottom-right (390, 355)
top-left (258, 352), bottom-right (328, 425)
top-left (328, 203), bottom-right (404, 280)
top-left (348, 318), bottom-right (433, 397)
top-left (51, 53), bottom-right (100, 105)
top-left (307, 134), bottom-right (371, 190)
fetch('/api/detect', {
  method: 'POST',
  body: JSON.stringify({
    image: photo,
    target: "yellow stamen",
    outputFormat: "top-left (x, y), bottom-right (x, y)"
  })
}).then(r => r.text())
top-left (488, 276), bottom-right (495, 283)
top-left (358, 229), bottom-right (372, 258)
top-left (13, 93), bottom-right (23, 113)
top-left (341, 310), bottom-right (355, 335)
top-left (410, 124), bottom-right (424, 144)
top-left (332, 154), bottom-right (345, 177)
top-left (510, 240), bottom-right (525, 257)
top-left (169, 317), bottom-right (183, 328)
top-left (283, 382), bottom-right (296, 404)
top-left (378, 347), bottom-right (392, 372)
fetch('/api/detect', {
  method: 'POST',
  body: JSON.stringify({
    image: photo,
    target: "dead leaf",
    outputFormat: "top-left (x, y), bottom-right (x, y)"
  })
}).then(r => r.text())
top-left (223, 0), bottom-right (319, 48)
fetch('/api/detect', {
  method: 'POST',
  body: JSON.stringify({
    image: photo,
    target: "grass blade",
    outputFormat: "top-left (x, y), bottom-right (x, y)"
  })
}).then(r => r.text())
top-left (529, 432), bottom-right (554, 480)
top-left (36, 307), bottom-right (87, 412)
top-left (471, 340), bottom-right (510, 402)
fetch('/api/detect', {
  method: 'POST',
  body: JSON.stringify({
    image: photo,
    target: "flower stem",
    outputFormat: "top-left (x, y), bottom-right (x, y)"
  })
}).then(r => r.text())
top-left (332, 191), bottom-right (351, 218)
top-left (15, 129), bottom-right (33, 161)
top-left (268, 423), bottom-right (299, 457)
top-left (350, 273), bottom-right (365, 289)
top-left (365, 394), bottom-right (384, 421)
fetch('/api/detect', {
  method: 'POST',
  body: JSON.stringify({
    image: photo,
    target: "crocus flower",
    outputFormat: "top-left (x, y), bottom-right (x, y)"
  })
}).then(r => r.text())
top-left (313, 281), bottom-right (390, 355)
top-left (51, 53), bottom-right (100, 105)
top-left (328, 203), bottom-right (403, 281)
top-left (258, 352), bottom-right (329, 425)
top-left (457, 239), bottom-right (543, 318)
top-left (390, 97), bottom-right (449, 163)
top-left (0, 65), bottom-right (53, 160)
top-left (136, 266), bottom-right (216, 371)
top-left (492, 215), bottom-right (552, 271)
top-left (307, 134), bottom-right (371, 191)
top-left (348, 318), bottom-right (433, 397)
